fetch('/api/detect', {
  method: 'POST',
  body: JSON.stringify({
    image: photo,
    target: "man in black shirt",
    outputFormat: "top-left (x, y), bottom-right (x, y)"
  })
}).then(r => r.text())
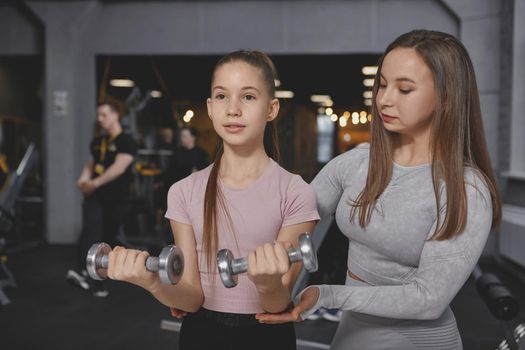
top-left (66, 100), bottom-right (136, 297)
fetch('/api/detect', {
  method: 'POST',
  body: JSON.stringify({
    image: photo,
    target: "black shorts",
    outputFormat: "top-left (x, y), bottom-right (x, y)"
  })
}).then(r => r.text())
top-left (179, 308), bottom-right (296, 350)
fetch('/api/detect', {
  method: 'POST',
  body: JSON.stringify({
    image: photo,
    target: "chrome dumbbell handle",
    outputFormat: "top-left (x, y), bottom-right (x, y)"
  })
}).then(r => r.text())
top-left (98, 254), bottom-right (160, 273)
top-left (230, 257), bottom-right (249, 275)
top-left (287, 248), bottom-right (304, 264)
top-left (230, 247), bottom-right (304, 275)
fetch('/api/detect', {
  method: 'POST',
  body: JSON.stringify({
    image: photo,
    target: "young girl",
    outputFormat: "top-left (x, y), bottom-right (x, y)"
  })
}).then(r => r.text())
top-left (106, 50), bottom-right (319, 350)
top-left (257, 30), bottom-right (501, 350)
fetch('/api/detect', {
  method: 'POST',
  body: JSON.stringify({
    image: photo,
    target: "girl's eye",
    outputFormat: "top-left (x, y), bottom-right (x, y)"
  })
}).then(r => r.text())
top-left (215, 94), bottom-right (225, 100)
top-left (244, 94), bottom-right (256, 101)
top-left (379, 83), bottom-right (386, 89)
top-left (399, 89), bottom-right (413, 95)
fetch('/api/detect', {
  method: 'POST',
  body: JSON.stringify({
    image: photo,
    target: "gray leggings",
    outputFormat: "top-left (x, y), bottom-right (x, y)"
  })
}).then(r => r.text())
top-left (330, 277), bottom-right (463, 350)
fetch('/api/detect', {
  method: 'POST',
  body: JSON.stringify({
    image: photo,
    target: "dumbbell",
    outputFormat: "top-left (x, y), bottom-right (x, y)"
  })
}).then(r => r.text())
top-left (86, 243), bottom-right (184, 285)
top-left (217, 232), bottom-right (317, 288)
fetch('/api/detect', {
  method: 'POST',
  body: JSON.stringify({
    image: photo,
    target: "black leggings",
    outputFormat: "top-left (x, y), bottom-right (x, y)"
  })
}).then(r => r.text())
top-left (179, 308), bottom-right (296, 350)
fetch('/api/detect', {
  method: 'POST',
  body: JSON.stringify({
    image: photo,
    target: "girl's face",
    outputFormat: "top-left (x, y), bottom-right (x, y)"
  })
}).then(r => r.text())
top-left (376, 48), bottom-right (437, 139)
top-left (207, 61), bottom-right (279, 149)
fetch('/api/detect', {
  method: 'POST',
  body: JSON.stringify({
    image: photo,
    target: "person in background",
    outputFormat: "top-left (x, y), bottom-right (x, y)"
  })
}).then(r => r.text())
top-left (157, 127), bottom-right (174, 151)
top-left (66, 100), bottom-right (137, 297)
top-left (167, 127), bottom-right (209, 186)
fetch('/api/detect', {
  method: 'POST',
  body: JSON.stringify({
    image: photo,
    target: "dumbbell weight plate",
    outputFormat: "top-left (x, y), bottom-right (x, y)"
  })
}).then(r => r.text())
top-left (86, 242), bottom-right (111, 281)
top-left (158, 245), bottom-right (185, 285)
top-left (217, 249), bottom-right (237, 288)
top-left (299, 233), bottom-right (318, 272)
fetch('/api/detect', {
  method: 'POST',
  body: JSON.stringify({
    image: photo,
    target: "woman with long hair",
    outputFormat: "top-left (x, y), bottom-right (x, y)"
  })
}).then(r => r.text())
top-left (257, 30), bottom-right (501, 350)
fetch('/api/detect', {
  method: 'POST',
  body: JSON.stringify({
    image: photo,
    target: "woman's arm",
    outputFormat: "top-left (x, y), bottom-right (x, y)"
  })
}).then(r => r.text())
top-left (311, 147), bottom-right (366, 218)
top-left (296, 178), bottom-right (493, 321)
top-left (257, 174), bottom-right (494, 323)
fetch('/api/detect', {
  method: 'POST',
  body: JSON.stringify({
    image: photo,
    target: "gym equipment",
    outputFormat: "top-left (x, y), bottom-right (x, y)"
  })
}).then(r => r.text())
top-left (217, 232), bottom-right (318, 288)
top-left (474, 266), bottom-right (519, 321)
top-left (86, 243), bottom-right (184, 285)
top-left (0, 144), bottom-right (38, 305)
top-left (495, 323), bottom-right (525, 350)
top-left (0, 143), bottom-right (38, 233)
top-left (473, 266), bottom-right (523, 350)
top-left (122, 86), bottom-right (151, 139)
top-left (0, 238), bottom-right (16, 306)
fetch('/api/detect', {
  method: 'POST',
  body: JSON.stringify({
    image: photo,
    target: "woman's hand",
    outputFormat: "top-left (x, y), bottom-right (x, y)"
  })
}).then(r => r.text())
top-left (255, 286), bottom-right (320, 324)
top-left (247, 241), bottom-right (292, 293)
top-left (170, 307), bottom-right (187, 319)
top-left (107, 246), bottom-right (160, 292)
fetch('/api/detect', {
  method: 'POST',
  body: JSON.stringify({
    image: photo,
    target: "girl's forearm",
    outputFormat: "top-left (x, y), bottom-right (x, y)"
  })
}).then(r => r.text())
top-left (149, 280), bottom-right (204, 312)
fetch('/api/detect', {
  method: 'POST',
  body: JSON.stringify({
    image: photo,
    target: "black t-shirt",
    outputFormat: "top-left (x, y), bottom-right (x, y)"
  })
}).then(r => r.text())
top-left (90, 133), bottom-right (137, 200)
top-left (167, 146), bottom-right (210, 184)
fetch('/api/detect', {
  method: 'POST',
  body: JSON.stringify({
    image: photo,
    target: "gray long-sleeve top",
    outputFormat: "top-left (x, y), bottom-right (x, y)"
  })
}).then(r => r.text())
top-left (297, 144), bottom-right (493, 320)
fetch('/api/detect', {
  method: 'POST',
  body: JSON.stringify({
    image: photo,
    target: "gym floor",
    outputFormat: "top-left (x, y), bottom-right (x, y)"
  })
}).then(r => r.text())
top-left (1, 244), bottom-right (524, 350)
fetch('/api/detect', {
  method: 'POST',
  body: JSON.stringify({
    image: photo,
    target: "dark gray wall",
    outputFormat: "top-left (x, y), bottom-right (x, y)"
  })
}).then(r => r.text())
top-left (0, 4), bottom-right (41, 55)
top-left (498, 0), bottom-right (525, 267)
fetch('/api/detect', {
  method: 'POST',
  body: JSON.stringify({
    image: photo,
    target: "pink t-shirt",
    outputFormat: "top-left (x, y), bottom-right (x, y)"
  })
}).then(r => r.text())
top-left (165, 158), bottom-right (320, 314)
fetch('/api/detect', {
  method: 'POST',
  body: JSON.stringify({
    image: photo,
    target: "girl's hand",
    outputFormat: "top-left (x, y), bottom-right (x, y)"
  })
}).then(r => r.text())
top-left (247, 241), bottom-right (292, 293)
top-left (107, 246), bottom-right (160, 292)
top-left (255, 286), bottom-right (320, 324)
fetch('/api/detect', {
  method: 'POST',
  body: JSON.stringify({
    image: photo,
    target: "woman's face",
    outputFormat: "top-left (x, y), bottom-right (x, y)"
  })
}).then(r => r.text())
top-left (180, 129), bottom-right (195, 149)
top-left (207, 61), bottom-right (279, 149)
top-left (376, 47), bottom-right (437, 139)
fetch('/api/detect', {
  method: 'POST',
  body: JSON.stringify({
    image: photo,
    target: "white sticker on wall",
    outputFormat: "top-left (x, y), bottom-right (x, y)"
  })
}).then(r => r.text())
top-left (53, 91), bottom-right (68, 117)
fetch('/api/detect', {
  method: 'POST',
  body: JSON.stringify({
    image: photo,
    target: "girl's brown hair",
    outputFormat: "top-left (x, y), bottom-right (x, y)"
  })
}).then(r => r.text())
top-left (203, 50), bottom-right (280, 273)
top-left (352, 29), bottom-right (501, 240)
